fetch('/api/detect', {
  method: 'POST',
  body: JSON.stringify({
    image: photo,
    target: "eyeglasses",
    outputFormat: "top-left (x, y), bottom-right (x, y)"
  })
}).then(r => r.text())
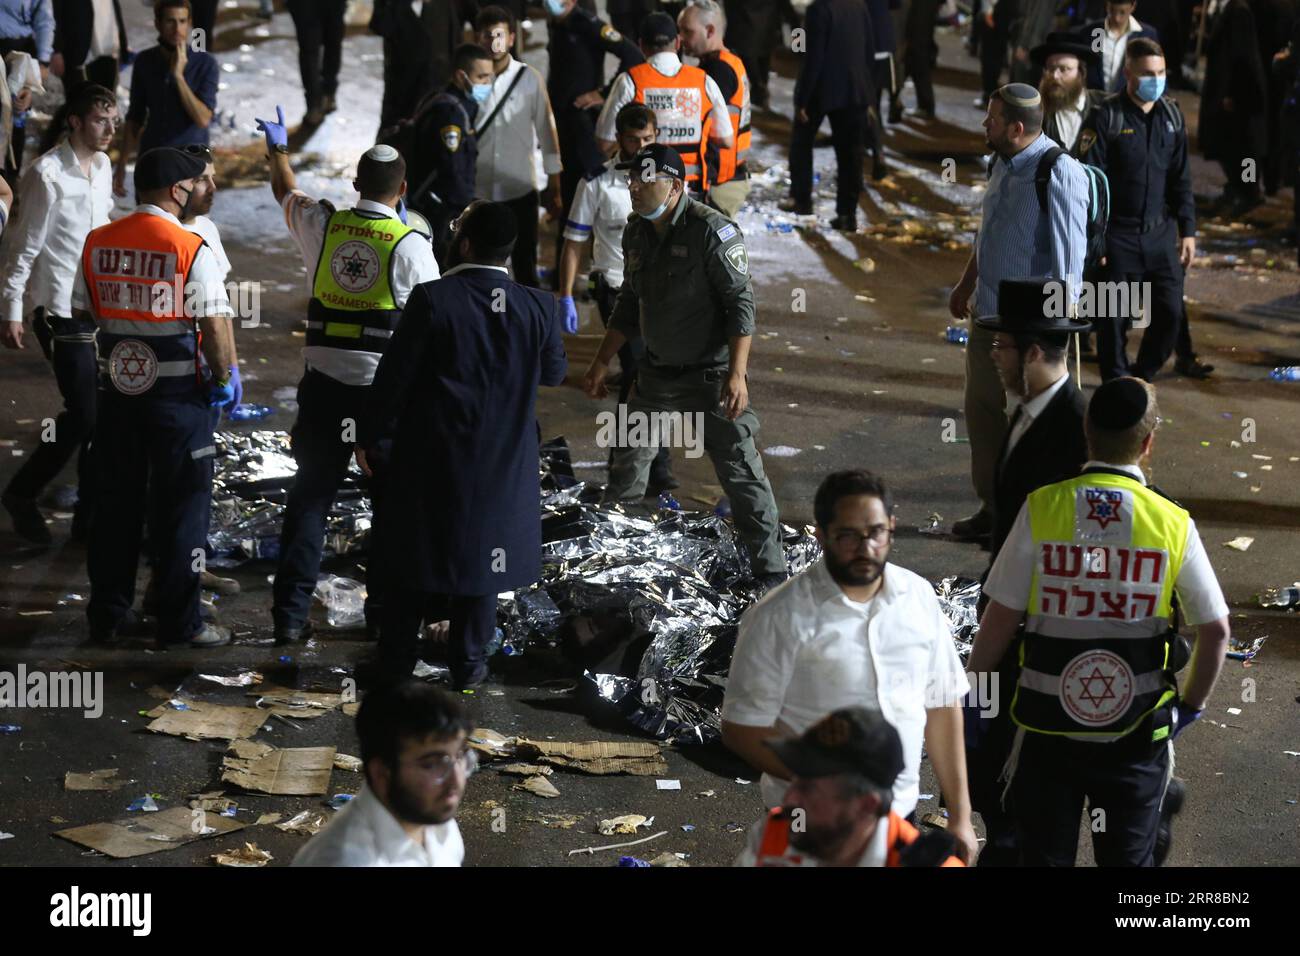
top-left (625, 174), bottom-right (674, 188)
top-left (402, 748), bottom-right (478, 784)
top-left (1042, 64), bottom-right (1079, 76)
top-left (831, 526), bottom-right (892, 549)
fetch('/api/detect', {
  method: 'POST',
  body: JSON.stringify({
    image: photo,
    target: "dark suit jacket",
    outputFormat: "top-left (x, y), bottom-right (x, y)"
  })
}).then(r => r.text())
top-left (794, 0), bottom-right (877, 113)
top-left (1072, 18), bottom-right (1161, 92)
top-left (53, 0), bottom-right (127, 67)
top-left (988, 375), bottom-right (1089, 565)
top-left (360, 266), bottom-right (568, 595)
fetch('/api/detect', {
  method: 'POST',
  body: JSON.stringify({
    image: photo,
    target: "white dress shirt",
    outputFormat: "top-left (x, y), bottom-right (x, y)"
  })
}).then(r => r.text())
top-left (291, 784), bottom-right (465, 867)
top-left (562, 157), bottom-right (632, 288)
top-left (281, 190), bottom-right (440, 386)
top-left (722, 559), bottom-right (970, 817)
top-left (1055, 90), bottom-right (1090, 153)
top-left (0, 140), bottom-right (113, 325)
top-left (184, 214), bottom-right (230, 280)
top-left (984, 461), bottom-right (1231, 626)
top-left (71, 204), bottom-right (234, 319)
top-left (595, 52), bottom-right (733, 145)
top-left (88, 0), bottom-right (120, 63)
top-left (1002, 372), bottom-right (1070, 464)
top-left (473, 56), bottom-right (562, 202)
top-left (735, 809), bottom-right (891, 866)
top-left (1100, 18), bottom-right (1144, 93)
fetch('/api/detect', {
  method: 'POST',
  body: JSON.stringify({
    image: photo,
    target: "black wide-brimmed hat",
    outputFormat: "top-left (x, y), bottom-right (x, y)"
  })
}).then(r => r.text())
top-left (974, 278), bottom-right (1093, 334)
top-left (1031, 31), bottom-right (1100, 67)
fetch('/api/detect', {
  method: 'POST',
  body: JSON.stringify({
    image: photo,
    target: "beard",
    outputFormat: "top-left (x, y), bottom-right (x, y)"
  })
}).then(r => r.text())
top-left (998, 355), bottom-right (1027, 397)
top-left (1042, 75), bottom-right (1085, 111)
top-left (824, 547), bottom-right (886, 588)
top-left (788, 814), bottom-right (858, 860)
top-left (387, 775), bottom-right (460, 826)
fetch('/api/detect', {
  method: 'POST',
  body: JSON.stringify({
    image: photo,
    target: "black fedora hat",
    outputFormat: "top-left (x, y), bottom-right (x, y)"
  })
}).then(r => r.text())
top-left (974, 278), bottom-right (1092, 334)
top-left (1031, 31), bottom-right (1100, 67)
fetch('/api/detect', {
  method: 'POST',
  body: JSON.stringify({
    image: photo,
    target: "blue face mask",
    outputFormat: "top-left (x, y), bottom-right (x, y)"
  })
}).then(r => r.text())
top-left (1135, 75), bottom-right (1165, 103)
top-left (544, 0), bottom-right (567, 15)
top-left (639, 193), bottom-right (671, 221)
top-left (470, 82), bottom-right (492, 104)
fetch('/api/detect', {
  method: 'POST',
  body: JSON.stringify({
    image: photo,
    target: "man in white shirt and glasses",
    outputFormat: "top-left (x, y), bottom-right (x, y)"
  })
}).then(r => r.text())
top-left (293, 681), bottom-right (474, 866)
top-left (721, 469), bottom-right (979, 863)
top-left (0, 82), bottom-right (116, 545)
top-left (472, 5), bottom-right (563, 288)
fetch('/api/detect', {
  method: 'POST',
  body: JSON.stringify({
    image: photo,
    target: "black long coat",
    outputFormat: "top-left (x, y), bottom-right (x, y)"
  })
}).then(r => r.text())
top-left (1200, 0), bottom-right (1269, 162)
top-left (360, 266), bottom-right (568, 596)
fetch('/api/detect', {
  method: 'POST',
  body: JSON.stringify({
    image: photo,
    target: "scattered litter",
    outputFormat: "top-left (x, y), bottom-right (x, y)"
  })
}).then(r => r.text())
top-left (189, 791), bottom-right (238, 813)
top-left (18, 610), bottom-right (52, 617)
top-left (697, 790), bottom-right (716, 798)
top-left (649, 852), bottom-right (690, 867)
top-left (680, 824), bottom-right (695, 832)
top-left (326, 793), bottom-right (355, 810)
top-left (250, 685), bottom-right (344, 719)
top-left (64, 769), bottom-right (126, 792)
top-left (568, 829), bottom-right (667, 856)
top-left (1226, 635), bottom-right (1269, 661)
top-left (524, 813), bottom-right (582, 829)
top-left (199, 671), bottom-right (263, 687)
top-left (54, 807), bottom-right (244, 858)
top-left (0, 725), bottom-right (20, 734)
top-left (275, 811), bottom-right (329, 835)
top-left (146, 699), bottom-right (265, 741)
top-left (314, 574), bottom-right (367, 627)
top-left (254, 813), bottom-right (282, 826)
top-left (735, 778), bottom-right (751, 785)
top-left (213, 842), bottom-right (273, 867)
top-left (599, 814), bottom-right (652, 836)
top-left (1224, 537), bottom-right (1254, 552)
top-left (1227, 707), bottom-right (1242, 716)
top-left (496, 762), bottom-right (553, 777)
top-left (412, 660), bottom-right (451, 680)
top-left (920, 812), bottom-right (949, 829)
top-left (1232, 471), bottom-right (1248, 479)
top-left (724, 822), bottom-right (745, 833)
top-left (0, 832), bottom-right (13, 840)
top-left (220, 740), bottom-right (337, 796)
top-left (617, 855), bottom-right (650, 867)
top-left (919, 793), bottom-right (935, 801)
top-left (513, 737), bottom-right (669, 776)
top-left (514, 775), bottom-right (561, 798)
top-left (333, 753), bottom-right (362, 772)
top-left (855, 258), bottom-right (876, 273)
top-left (126, 795), bottom-right (160, 813)
top-left (656, 779), bottom-right (681, 790)
top-left (918, 512), bottom-right (944, 535)
top-left (762, 445), bottom-right (803, 457)
top-left (1259, 586), bottom-right (1299, 608)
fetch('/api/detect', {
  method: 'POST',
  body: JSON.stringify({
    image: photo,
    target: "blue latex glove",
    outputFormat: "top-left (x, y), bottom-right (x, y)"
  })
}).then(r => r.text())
top-left (558, 295), bottom-right (579, 334)
top-left (1170, 700), bottom-right (1202, 740)
top-left (208, 378), bottom-right (235, 408)
top-left (255, 106), bottom-right (288, 150)
top-left (227, 364), bottom-right (243, 409)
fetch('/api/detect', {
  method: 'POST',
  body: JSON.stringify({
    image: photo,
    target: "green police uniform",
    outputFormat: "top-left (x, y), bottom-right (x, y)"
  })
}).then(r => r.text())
top-left (605, 195), bottom-right (784, 575)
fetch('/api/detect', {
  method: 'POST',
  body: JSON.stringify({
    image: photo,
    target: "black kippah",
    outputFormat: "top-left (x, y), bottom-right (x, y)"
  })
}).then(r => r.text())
top-left (1090, 377), bottom-right (1149, 430)
top-left (463, 201), bottom-right (518, 251)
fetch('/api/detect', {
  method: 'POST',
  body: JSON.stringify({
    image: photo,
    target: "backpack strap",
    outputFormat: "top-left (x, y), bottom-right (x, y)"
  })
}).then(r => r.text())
top-left (1034, 145), bottom-right (1066, 212)
top-left (1158, 94), bottom-right (1184, 133)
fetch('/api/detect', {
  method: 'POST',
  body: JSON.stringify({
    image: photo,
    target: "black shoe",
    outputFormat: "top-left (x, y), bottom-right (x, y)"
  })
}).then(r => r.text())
top-left (2, 492), bottom-right (52, 545)
top-left (887, 105), bottom-right (903, 124)
top-left (69, 510), bottom-right (90, 543)
top-left (871, 159), bottom-right (888, 181)
top-left (89, 609), bottom-right (152, 645)
top-left (777, 197), bottom-right (813, 215)
top-left (453, 664), bottom-right (491, 691)
top-left (1174, 355), bottom-right (1214, 379)
top-left (644, 471), bottom-right (680, 498)
top-left (274, 621), bottom-right (313, 646)
top-left (829, 214), bottom-right (858, 232)
top-left (321, 94), bottom-right (337, 114)
top-left (951, 508), bottom-right (992, 540)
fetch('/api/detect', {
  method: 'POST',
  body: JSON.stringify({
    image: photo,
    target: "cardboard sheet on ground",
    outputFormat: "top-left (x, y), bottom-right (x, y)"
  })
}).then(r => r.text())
top-left (247, 685), bottom-right (344, 719)
top-left (65, 769), bottom-right (127, 791)
top-left (146, 700), bottom-right (266, 740)
top-left (221, 739), bottom-right (336, 795)
top-left (514, 737), bottom-right (668, 776)
top-left (53, 807), bottom-right (245, 858)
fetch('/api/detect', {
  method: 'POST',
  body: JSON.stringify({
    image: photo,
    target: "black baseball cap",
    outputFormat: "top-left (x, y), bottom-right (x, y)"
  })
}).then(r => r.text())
top-left (765, 707), bottom-right (904, 789)
top-left (134, 147), bottom-right (208, 192)
top-left (639, 11), bottom-right (677, 45)
top-left (615, 143), bottom-right (685, 182)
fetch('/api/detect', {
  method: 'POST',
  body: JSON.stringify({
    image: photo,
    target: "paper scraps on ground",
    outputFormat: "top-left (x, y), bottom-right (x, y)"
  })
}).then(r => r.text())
top-left (648, 852), bottom-right (689, 867)
top-left (496, 762), bottom-right (553, 777)
top-left (656, 779), bottom-right (681, 790)
top-left (64, 769), bottom-right (127, 792)
top-left (598, 814), bottom-right (652, 836)
top-left (467, 728), bottom-right (513, 759)
top-left (514, 737), bottom-right (668, 776)
top-left (220, 740), bottom-right (336, 796)
top-left (524, 813), bottom-right (583, 829)
top-left (199, 671), bottom-right (263, 687)
top-left (53, 807), bottom-right (244, 859)
top-left (248, 685), bottom-right (344, 719)
top-left (514, 775), bottom-right (561, 798)
top-left (1224, 537), bottom-right (1255, 552)
top-left (333, 753), bottom-right (362, 772)
top-left (213, 842), bottom-right (273, 867)
top-left (189, 791), bottom-right (238, 813)
top-left (145, 699), bottom-right (266, 741)
top-left (275, 810), bottom-right (329, 835)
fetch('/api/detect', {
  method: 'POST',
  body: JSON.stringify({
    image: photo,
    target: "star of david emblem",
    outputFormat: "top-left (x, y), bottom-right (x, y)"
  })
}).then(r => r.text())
top-left (1085, 489), bottom-right (1123, 529)
top-left (108, 339), bottom-right (158, 395)
top-left (119, 348), bottom-right (149, 381)
top-left (340, 250), bottom-right (370, 282)
top-left (1075, 666), bottom-right (1117, 709)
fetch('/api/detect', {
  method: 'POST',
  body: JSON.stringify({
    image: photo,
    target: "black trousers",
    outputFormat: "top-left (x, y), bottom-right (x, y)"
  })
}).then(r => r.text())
top-left (380, 39), bottom-right (436, 131)
top-left (789, 107), bottom-right (864, 217)
top-left (4, 312), bottom-right (97, 525)
top-left (555, 107), bottom-right (605, 284)
top-left (503, 189), bottom-right (540, 288)
top-left (87, 393), bottom-right (214, 642)
top-left (724, 0), bottom-right (780, 108)
top-left (901, 25), bottom-right (938, 113)
top-left (1097, 222), bottom-right (1184, 381)
top-left (1011, 733), bottom-right (1170, 866)
top-left (379, 588), bottom-right (497, 688)
top-left (975, 10), bottom-right (1009, 100)
top-left (287, 0), bottom-right (347, 111)
top-left (864, 59), bottom-right (891, 162)
top-left (272, 368), bottom-right (385, 632)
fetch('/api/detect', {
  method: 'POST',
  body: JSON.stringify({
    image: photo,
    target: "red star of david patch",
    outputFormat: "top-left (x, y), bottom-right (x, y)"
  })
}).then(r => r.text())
top-left (119, 349), bottom-right (149, 381)
top-left (1084, 489), bottom-right (1123, 529)
top-left (1075, 666), bottom-right (1118, 709)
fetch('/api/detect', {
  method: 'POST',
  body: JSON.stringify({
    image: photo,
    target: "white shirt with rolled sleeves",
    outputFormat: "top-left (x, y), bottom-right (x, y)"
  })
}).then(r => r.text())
top-left (0, 140), bottom-right (113, 326)
top-left (291, 784), bottom-right (464, 867)
top-left (71, 204), bottom-right (234, 321)
top-left (473, 56), bottom-right (562, 203)
top-left (281, 190), bottom-right (440, 386)
top-left (595, 51), bottom-right (733, 145)
top-left (562, 158), bottom-right (632, 289)
top-left (722, 559), bottom-right (971, 817)
top-left (983, 461), bottom-right (1231, 626)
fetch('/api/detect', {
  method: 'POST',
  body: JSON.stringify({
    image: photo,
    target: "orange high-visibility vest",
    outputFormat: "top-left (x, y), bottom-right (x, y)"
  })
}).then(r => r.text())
top-left (755, 807), bottom-right (965, 867)
top-left (82, 210), bottom-right (206, 398)
top-left (704, 47), bottom-right (750, 187)
top-left (629, 61), bottom-right (712, 188)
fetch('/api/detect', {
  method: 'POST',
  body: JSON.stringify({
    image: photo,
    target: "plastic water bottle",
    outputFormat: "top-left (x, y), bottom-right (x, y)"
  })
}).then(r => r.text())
top-left (1269, 367), bottom-right (1300, 382)
top-left (315, 575), bottom-right (366, 627)
top-left (484, 626), bottom-right (506, 656)
top-left (945, 326), bottom-right (969, 345)
top-left (1261, 586), bottom-right (1300, 607)
top-left (658, 491), bottom-right (681, 511)
top-left (229, 403), bottom-right (274, 421)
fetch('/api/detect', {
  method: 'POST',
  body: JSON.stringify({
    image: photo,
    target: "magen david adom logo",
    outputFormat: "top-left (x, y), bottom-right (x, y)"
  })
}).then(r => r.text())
top-left (330, 240), bottom-right (381, 294)
top-left (1060, 650), bottom-right (1135, 725)
top-left (109, 339), bottom-right (158, 395)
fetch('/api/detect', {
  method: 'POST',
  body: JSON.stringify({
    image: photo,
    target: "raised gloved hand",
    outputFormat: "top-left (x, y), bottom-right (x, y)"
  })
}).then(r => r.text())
top-left (255, 105), bottom-right (288, 151)
top-left (558, 295), bottom-right (579, 334)
top-left (1170, 699), bottom-right (1203, 740)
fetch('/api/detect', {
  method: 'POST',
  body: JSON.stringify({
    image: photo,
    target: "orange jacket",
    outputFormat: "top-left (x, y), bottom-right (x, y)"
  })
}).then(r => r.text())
top-left (703, 47), bottom-right (750, 188)
top-left (629, 61), bottom-right (713, 188)
top-left (756, 807), bottom-right (966, 867)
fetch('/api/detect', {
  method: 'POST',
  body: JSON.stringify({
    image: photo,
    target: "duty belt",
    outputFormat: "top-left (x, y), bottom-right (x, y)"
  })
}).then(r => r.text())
top-left (643, 357), bottom-right (726, 377)
top-left (1110, 215), bottom-right (1170, 235)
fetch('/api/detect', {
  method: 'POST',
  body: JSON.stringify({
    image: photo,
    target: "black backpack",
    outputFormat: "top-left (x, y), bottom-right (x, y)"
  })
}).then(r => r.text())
top-left (1033, 147), bottom-right (1111, 271)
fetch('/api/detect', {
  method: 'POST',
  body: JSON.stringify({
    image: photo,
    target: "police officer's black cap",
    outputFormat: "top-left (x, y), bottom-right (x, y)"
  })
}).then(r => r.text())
top-left (1089, 377), bottom-right (1152, 430)
top-left (765, 707), bottom-right (904, 788)
top-left (1031, 31), bottom-right (1100, 67)
top-left (639, 11), bottom-right (677, 45)
top-left (134, 147), bottom-right (208, 193)
top-left (974, 278), bottom-right (1092, 335)
top-left (615, 143), bottom-right (685, 181)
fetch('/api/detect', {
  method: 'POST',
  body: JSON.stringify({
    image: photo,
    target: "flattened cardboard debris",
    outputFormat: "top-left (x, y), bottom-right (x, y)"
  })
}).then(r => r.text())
top-left (53, 807), bottom-right (245, 859)
top-left (496, 762), bottom-right (553, 777)
top-left (513, 775), bottom-right (561, 798)
top-left (65, 768), bottom-right (126, 791)
top-left (254, 813), bottom-right (282, 826)
top-left (221, 739), bottom-right (336, 795)
top-left (247, 685), bottom-right (343, 719)
top-left (189, 791), bottom-right (238, 813)
top-left (514, 737), bottom-right (667, 776)
top-left (648, 851), bottom-right (689, 867)
top-left (467, 727), bottom-right (513, 759)
top-left (146, 700), bottom-right (266, 740)
top-left (599, 814), bottom-right (651, 835)
top-left (276, 810), bottom-right (329, 835)
top-left (213, 842), bottom-right (273, 867)
top-left (342, 702), bottom-right (360, 717)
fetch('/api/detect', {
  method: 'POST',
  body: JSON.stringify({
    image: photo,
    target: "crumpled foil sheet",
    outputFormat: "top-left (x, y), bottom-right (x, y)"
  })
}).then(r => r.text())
top-left (207, 430), bottom-right (369, 567)
top-left (934, 575), bottom-right (983, 663)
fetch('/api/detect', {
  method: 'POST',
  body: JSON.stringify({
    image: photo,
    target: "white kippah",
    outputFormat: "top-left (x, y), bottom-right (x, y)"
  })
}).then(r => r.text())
top-left (365, 144), bottom-right (400, 163)
top-left (1000, 83), bottom-right (1042, 108)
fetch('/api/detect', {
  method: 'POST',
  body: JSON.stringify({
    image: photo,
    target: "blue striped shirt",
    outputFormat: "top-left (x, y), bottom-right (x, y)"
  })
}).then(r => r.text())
top-left (974, 132), bottom-right (1088, 318)
top-left (0, 0), bottom-right (54, 63)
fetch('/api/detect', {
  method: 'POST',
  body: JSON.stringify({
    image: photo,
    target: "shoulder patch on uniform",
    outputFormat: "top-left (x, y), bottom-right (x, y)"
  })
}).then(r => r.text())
top-left (600, 23), bottom-right (622, 44)
top-left (725, 243), bottom-right (748, 275)
top-left (716, 223), bottom-right (737, 242)
top-left (1077, 129), bottom-right (1096, 155)
top-left (441, 125), bottom-right (463, 152)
